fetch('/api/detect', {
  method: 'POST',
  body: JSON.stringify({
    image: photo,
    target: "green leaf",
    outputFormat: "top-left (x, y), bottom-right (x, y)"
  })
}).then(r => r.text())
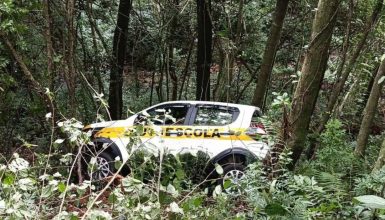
top-left (169, 202), bottom-right (184, 214)
top-left (58, 182), bottom-right (66, 193)
top-left (108, 192), bottom-right (118, 203)
top-left (159, 191), bottom-right (173, 205)
top-left (213, 185), bottom-right (222, 197)
top-left (265, 203), bottom-right (287, 216)
top-left (41, 185), bottom-right (54, 198)
top-left (215, 163), bottom-right (223, 175)
top-left (217, 30), bottom-right (229, 38)
top-left (193, 197), bottom-right (203, 207)
top-left (175, 169), bottom-right (185, 180)
top-left (354, 195), bottom-right (385, 209)
top-left (135, 125), bottom-right (144, 136)
top-left (167, 184), bottom-right (179, 197)
top-left (114, 160), bottom-right (123, 170)
top-left (223, 179), bottom-right (232, 189)
top-left (2, 173), bottom-right (15, 185)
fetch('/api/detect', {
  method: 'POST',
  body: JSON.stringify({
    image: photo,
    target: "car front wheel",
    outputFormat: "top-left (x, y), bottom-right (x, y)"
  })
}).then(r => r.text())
top-left (219, 163), bottom-right (245, 194)
top-left (87, 151), bottom-right (116, 181)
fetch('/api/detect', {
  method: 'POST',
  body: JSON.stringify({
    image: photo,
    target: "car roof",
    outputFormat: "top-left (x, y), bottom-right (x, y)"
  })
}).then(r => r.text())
top-left (150, 100), bottom-right (261, 112)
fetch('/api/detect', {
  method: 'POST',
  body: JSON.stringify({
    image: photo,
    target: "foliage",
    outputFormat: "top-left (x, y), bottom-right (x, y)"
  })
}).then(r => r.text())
top-left (1, 0), bottom-right (385, 218)
top-left (314, 119), bottom-right (357, 174)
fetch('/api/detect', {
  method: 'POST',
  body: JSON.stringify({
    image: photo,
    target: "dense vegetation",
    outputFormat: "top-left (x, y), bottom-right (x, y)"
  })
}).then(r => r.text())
top-left (1, 0), bottom-right (385, 219)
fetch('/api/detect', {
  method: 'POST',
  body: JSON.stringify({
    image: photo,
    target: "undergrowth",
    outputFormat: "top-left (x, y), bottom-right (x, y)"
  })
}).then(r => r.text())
top-left (1, 118), bottom-right (385, 219)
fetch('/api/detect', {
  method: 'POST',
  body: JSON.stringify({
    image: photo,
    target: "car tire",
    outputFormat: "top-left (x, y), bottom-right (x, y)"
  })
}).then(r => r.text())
top-left (86, 151), bottom-right (116, 181)
top-left (218, 163), bottom-right (245, 194)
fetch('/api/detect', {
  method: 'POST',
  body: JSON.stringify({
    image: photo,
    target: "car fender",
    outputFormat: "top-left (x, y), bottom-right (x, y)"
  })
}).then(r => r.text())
top-left (92, 137), bottom-right (123, 161)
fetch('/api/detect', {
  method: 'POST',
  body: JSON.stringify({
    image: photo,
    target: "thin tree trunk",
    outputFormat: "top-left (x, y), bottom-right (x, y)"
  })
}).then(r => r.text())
top-left (150, 71), bottom-right (156, 105)
top-left (86, 0), bottom-right (105, 94)
top-left (355, 58), bottom-right (385, 157)
top-left (66, 0), bottom-right (78, 115)
top-left (108, 0), bottom-right (133, 120)
top-left (157, 53), bottom-right (165, 102)
top-left (372, 138), bottom-right (385, 173)
top-left (168, 0), bottom-right (179, 101)
top-left (43, 0), bottom-right (55, 92)
top-left (169, 45), bottom-right (178, 100)
top-left (85, 0), bottom-right (109, 53)
top-left (355, 64), bottom-right (379, 116)
top-left (236, 59), bottom-right (260, 102)
top-left (316, 0), bottom-right (383, 133)
top-left (165, 47), bottom-right (170, 101)
top-left (286, 0), bottom-right (341, 169)
top-left (64, 0), bottom-right (77, 117)
top-left (196, 0), bottom-right (212, 101)
top-left (251, 0), bottom-right (290, 108)
top-left (179, 39), bottom-right (194, 100)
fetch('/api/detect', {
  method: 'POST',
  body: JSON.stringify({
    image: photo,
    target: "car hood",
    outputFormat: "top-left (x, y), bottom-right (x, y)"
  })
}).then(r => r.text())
top-left (84, 117), bottom-right (136, 130)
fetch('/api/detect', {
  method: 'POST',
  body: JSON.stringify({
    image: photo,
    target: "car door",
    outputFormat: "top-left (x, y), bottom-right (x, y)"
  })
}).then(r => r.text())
top-left (188, 104), bottom-right (242, 158)
top-left (134, 103), bottom-right (193, 155)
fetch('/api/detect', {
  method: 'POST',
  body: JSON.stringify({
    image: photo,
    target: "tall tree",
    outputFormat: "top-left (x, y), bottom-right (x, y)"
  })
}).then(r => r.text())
top-left (251, 0), bottom-right (290, 109)
top-left (64, 0), bottom-right (77, 116)
top-left (286, 0), bottom-right (341, 168)
top-left (196, 0), bottom-right (212, 101)
top-left (355, 57), bottom-right (385, 157)
top-left (168, 0), bottom-right (179, 101)
top-left (316, 0), bottom-right (383, 133)
top-left (43, 0), bottom-right (55, 92)
top-left (108, 0), bottom-right (133, 120)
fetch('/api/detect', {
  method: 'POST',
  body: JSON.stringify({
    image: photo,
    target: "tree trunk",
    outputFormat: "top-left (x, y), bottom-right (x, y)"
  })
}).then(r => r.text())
top-left (43, 0), bottom-right (55, 92)
top-left (236, 59), bottom-right (260, 102)
top-left (372, 138), bottom-right (385, 173)
top-left (179, 39), bottom-right (194, 100)
top-left (355, 58), bottom-right (385, 157)
top-left (316, 0), bottom-right (383, 133)
top-left (0, 33), bottom-right (55, 116)
top-left (85, 0), bottom-right (109, 53)
top-left (157, 53), bottom-right (165, 102)
top-left (196, 0), bottom-right (212, 101)
top-left (286, 0), bottom-right (341, 168)
top-left (306, 0), bottom-right (354, 159)
top-left (168, 0), bottom-right (179, 101)
top-left (86, 0), bottom-right (106, 94)
top-left (65, 0), bottom-right (77, 117)
top-left (251, 0), bottom-right (290, 108)
top-left (108, 0), bottom-right (133, 120)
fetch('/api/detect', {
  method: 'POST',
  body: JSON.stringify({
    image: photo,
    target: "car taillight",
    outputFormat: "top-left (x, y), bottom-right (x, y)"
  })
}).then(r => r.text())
top-left (245, 122), bottom-right (267, 137)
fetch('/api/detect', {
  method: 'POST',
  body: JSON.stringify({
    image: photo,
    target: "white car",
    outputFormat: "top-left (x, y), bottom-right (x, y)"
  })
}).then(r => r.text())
top-left (83, 101), bottom-right (269, 185)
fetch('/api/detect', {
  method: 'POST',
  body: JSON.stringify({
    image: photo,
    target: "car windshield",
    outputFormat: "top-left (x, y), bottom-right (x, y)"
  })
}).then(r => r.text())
top-left (136, 104), bottom-right (189, 125)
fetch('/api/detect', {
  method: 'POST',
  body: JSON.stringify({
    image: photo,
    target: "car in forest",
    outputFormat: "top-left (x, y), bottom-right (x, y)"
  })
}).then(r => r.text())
top-left (83, 101), bottom-right (269, 188)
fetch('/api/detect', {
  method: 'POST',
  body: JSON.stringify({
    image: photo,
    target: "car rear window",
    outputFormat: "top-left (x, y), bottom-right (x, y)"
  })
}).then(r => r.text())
top-left (193, 105), bottom-right (239, 126)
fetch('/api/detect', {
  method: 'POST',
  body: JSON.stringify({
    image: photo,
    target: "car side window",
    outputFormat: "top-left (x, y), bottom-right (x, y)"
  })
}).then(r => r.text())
top-left (193, 105), bottom-right (239, 126)
top-left (135, 104), bottom-right (189, 125)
